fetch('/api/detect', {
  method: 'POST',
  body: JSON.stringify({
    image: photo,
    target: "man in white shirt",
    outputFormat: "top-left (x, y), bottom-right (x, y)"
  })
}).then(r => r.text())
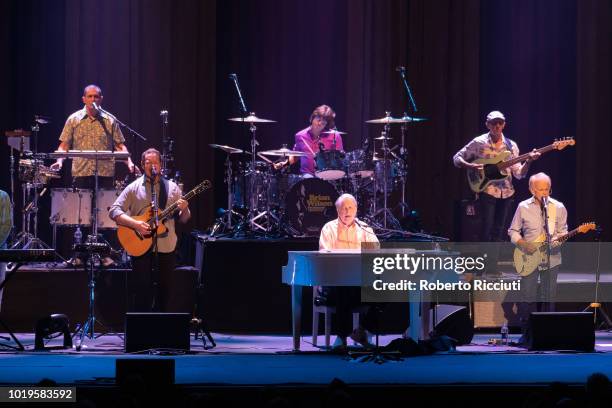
top-left (318, 194), bottom-right (379, 347)
top-left (508, 172), bottom-right (568, 336)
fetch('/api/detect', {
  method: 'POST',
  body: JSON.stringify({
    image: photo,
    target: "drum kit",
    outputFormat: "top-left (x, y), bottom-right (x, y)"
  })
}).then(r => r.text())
top-left (209, 111), bottom-right (427, 238)
top-left (5, 124), bottom-right (131, 263)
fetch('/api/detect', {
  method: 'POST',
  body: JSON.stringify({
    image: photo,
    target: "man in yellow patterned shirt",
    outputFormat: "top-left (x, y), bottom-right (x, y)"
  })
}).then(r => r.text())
top-left (51, 84), bottom-right (138, 189)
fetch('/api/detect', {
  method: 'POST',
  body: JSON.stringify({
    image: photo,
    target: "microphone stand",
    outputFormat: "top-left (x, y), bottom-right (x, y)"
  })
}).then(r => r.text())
top-left (150, 172), bottom-right (160, 311)
top-left (229, 73), bottom-right (249, 115)
top-left (541, 199), bottom-right (553, 312)
top-left (96, 106), bottom-right (147, 141)
top-left (396, 67), bottom-right (418, 219)
top-left (583, 227), bottom-right (612, 329)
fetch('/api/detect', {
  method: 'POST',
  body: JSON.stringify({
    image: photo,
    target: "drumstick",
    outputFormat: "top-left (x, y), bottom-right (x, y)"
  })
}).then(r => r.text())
top-left (299, 136), bottom-right (316, 156)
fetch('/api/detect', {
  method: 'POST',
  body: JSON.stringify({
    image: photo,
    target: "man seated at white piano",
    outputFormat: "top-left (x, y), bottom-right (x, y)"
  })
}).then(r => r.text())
top-left (319, 193), bottom-right (380, 348)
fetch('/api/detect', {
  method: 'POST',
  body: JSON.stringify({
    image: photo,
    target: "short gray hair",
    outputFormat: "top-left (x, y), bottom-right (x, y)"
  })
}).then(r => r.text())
top-left (335, 193), bottom-right (357, 210)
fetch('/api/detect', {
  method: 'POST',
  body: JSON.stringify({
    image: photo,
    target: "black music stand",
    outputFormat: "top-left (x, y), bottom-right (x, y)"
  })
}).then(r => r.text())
top-left (191, 233), bottom-right (216, 349)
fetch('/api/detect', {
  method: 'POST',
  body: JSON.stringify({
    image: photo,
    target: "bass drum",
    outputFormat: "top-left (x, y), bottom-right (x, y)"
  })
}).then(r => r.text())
top-left (284, 178), bottom-right (339, 237)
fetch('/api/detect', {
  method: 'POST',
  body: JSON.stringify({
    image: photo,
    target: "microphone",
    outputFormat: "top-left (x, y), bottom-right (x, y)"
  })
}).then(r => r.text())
top-left (396, 66), bottom-right (406, 72)
top-left (151, 166), bottom-right (158, 177)
top-left (160, 110), bottom-right (168, 124)
top-left (92, 102), bottom-right (102, 112)
top-left (541, 196), bottom-right (549, 208)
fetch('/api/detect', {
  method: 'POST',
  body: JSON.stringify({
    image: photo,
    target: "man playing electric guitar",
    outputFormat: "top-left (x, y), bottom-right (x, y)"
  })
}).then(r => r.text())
top-left (109, 148), bottom-right (190, 312)
top-left (453, 111), bottom-right (540, 243)
top-left (508, 172), bottom-right (568, 340)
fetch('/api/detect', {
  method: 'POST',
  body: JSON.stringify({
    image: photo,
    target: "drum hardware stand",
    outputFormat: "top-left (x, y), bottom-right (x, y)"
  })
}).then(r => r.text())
top-left (370, 120), bottom-right (401, 230)
top-left (11, 119), bottom-right (56, 252)
top-left (395, 120), bottom-right (410, 217)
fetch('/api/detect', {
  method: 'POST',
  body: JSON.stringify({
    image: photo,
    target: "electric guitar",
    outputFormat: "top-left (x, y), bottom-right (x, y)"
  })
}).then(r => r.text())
top-left (467, 138), bottom-right (575, 193)
top-left (117, 179), bottom-right (212, 256)
top-left (513, 222), bottom-right (596, 276)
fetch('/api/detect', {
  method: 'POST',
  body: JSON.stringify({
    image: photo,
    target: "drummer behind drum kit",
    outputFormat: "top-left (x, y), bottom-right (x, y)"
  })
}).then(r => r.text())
top-left (209, 111), bottom-right (427, 238)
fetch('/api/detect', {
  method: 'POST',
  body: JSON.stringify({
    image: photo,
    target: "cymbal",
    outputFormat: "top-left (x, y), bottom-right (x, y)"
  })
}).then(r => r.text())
top-left (374, 135), bottom-right (392, 140)
top-left (365, 116), bottom-right (408, 124)
top-left (228, 114), bottom-right (276, 123)
top-left (322, 129), bottom-right (347, 135)
top-left (259, 147), bottom-right (307, 157)
top-left (366, 115), bottom-right (427, 124)
top-left (209, 144), bottom-right (245, 154)
top-left (401, 115), bottom-right (427, 122)
top-left (34, 115), bottom-right (51, 124)
top-left (5, 129), bottom-right (32, 137)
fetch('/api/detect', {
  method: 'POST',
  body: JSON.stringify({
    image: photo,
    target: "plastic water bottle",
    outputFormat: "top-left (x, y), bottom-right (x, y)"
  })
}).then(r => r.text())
top-left (74, 227), bottom-right (82, 244)
top-left (500, 322), bottom-right (509, 345)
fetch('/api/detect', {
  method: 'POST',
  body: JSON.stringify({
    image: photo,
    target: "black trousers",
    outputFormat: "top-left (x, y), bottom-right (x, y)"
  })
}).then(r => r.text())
top-left (127, 251), bottom-right (179, 312)
top-left (328, 287), bottom-right (379, 338)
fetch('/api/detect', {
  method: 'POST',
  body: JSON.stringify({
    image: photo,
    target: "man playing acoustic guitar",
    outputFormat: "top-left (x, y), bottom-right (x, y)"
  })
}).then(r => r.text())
top-left (109, 148), bottom-right (190, 312)
top-left (508, 172), bottom-right (567, 338)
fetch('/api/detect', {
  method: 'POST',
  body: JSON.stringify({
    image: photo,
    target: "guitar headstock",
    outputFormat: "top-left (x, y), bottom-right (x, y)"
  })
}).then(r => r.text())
top-left (552, 137), bottom-right (575, 150)
top-left (193, 180), bottom-right (212, 194)
top-left (578, 222), bottom-right (596, 234)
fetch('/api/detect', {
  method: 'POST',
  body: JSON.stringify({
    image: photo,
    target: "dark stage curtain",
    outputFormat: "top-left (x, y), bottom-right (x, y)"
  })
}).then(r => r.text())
top-left (0, 0), bottom-right (610, 241)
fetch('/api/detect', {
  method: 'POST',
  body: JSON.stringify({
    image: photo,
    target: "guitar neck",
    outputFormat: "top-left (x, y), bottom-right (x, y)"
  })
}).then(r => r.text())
top-left (556, 227), bottom-right (582, 244)
top-left (157, 181), bottom-right (210, 222)
top-left (498, 144), bottom-right (556, 170)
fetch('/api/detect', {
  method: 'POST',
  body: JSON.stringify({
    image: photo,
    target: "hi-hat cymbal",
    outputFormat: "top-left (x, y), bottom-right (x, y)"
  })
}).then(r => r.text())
top-left (209, 144), bottom-right (246, 154)
top-left (228, 113), bottom-right (276, 123)
top-left (374, 135), bottom-right (392, 140)
top-left (259, 147), bottom-right (307, 157)
top-left (322, 129), bottom-right (347, 135)
top-left (5, 129), bottom-right (32, 137)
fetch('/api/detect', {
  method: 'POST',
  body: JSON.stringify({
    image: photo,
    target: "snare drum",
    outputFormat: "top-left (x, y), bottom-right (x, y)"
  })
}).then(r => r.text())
top-left (284, 178), bottom-right (339, 236)
top-left (315, 150), bottom-right (346, 180)
top-left (96, 189), bottom-right (121, 229)
top-left (50, 188), bottom-right (92, 226)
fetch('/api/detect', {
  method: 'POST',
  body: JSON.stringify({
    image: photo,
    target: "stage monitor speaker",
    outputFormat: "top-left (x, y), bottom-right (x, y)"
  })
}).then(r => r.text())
top-left (124, 312), bottom-right (191, 353)
top-left (116, 359), bottom-right (175, 388)
top-left (431, 305), bottom-right (474, 345)
top-left (526, 312), bottom-right (595, 351)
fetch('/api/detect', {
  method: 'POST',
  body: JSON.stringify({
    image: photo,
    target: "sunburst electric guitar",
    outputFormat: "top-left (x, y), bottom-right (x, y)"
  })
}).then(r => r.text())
top-left (118, 179), bottom-right (212, 256)
top-left (513, 222), bottom-right (596, 277)
top-left (467, 138), bottom-right (575, 193)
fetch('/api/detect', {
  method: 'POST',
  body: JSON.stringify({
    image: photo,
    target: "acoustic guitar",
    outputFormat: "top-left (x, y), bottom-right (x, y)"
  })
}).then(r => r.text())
top-left (118, 179), bottom-right (211, 256)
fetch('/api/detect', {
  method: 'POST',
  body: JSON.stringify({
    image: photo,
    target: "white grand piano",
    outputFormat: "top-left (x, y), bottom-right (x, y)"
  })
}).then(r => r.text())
top-left (282, 250), bottom-right (445, 351)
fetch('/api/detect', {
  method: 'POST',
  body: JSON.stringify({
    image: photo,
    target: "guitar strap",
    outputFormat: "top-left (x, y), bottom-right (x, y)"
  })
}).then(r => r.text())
top-left (546, 201), bottom-right (557, 238)
top-left (158, 177), bottom-right (168, 211)
top-left (503, 136), bottom-right (513, 155)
